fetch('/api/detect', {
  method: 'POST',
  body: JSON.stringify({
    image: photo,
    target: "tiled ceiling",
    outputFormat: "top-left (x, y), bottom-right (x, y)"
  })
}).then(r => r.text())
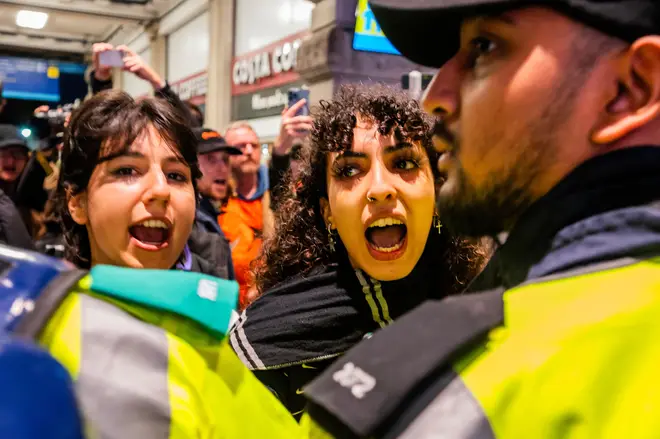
top-left (0, 0), bottom-right (181, 56)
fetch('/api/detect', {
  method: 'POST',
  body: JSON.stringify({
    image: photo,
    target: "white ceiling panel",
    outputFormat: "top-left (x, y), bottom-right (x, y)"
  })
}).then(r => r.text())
top-left (0, 0), bottom-right (182, 55)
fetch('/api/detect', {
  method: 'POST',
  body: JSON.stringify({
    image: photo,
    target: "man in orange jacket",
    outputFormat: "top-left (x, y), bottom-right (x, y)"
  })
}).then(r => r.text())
top-left (220, 121), bottom-right (270, 308)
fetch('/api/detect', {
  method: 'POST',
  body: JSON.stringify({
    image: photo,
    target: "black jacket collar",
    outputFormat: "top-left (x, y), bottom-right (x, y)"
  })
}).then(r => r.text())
top-left (230, 245), bottom-right (442, 369)
top-left (198, 196), bottom-right (219, 218)
top-left (470, 146), bottom-right (660, 291)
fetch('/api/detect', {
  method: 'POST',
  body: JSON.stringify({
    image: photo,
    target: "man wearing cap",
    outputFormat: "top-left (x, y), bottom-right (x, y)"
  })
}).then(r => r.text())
top-left (301, 1), bottom-right (660, 438)
top-left (194, 128), bottom-right (241, 234)
top-left (0, 125), bottom-right (33, 249)
top-left (0, 124), bottom-right (29, 195)
top-left (187, 127), bottom-right (239, 281)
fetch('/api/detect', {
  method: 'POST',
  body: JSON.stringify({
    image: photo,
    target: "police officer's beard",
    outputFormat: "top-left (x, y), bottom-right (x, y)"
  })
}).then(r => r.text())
top-left (436, 148), bottom-right (542, 238)
top-left (435, 94), bottom-right (584, 238)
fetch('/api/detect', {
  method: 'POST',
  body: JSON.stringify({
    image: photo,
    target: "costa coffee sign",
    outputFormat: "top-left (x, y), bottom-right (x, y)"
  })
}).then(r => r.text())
top-left (231, 31), bottom-right (310, 96)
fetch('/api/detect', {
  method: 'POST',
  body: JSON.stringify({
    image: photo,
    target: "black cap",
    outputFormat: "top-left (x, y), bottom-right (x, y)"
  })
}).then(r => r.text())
top-left (0, 124), bottom-right (28, 150)
top-left (370, 0), bottom-right (660, 68)
top-left (193, 128), bottom-right (241, 155)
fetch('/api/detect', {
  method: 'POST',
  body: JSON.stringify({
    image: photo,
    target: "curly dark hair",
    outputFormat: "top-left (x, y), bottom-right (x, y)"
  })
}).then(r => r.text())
top-left (54, 90), bottom-right (201, 268)
top-left (255, 84), bottom-right (487, 293)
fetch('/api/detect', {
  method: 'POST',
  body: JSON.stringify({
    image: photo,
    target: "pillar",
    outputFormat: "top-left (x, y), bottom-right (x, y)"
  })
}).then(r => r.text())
top-left (206, 0), bottom-right (234, 131)
top-left (147, 23), bottom-right (168, 83)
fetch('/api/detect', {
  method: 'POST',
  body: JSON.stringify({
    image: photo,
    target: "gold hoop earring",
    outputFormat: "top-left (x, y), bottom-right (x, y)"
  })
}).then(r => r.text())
top-left (433, 214), bottom-right (442, 234)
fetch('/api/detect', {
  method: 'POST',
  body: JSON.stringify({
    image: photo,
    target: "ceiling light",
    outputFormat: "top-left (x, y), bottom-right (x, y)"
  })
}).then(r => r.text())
top-left (16, 10), bottom-right (49, 30)
top-left (21, 128), bottom-right (32, 139)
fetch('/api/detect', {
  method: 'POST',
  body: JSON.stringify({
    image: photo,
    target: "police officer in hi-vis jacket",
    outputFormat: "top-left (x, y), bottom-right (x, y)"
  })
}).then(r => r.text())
top-left (301, 0), bottom-right (660, 438)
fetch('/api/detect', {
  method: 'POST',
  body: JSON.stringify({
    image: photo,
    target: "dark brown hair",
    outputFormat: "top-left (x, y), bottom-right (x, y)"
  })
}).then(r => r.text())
top-left (255, 84), bottom-right (487, 293)
top-left (54, 90), bottom-right (201, 267)
top-left (185, 101), bottom-right (204, 128)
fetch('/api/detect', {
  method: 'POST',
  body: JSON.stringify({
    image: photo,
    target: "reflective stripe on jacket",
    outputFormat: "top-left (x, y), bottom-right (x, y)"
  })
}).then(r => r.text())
top-left (36, 271), bottom-right (301, 439)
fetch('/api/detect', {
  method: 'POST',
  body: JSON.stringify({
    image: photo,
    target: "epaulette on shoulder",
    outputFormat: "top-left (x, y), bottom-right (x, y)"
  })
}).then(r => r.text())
top-left (305, 288), bottom-right (505, 438)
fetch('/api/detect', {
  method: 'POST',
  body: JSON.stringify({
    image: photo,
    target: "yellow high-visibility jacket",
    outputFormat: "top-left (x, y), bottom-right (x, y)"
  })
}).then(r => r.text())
top-left (301, 257), bottom-right (660, 438)
top-left (25, 264), bottom-right (301, 439)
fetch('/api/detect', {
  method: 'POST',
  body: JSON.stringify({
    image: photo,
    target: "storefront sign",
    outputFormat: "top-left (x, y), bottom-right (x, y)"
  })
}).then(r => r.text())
top-left (231, 80), bottom-right (305, 120)
top-left (170, 70), bottom-right (207, 105)
top-left (231, 31), bottom-right (310, 96)
top-left (353, 0), bottom-right (401, 55)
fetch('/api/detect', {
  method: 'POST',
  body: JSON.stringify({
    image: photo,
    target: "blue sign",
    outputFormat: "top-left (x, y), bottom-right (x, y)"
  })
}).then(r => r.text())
top-left (353, 0), bottom-right (401, 56)
top-left (0, 57), bottom-right (61, 102)
top-left (57, 62), bottom-right (87, 75)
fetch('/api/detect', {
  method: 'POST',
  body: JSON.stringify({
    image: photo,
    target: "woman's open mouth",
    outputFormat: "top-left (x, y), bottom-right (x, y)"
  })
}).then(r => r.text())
top-left (364, 217), bottom-right (408, 261)
top-left (129, 219), bottom-right (171, 251)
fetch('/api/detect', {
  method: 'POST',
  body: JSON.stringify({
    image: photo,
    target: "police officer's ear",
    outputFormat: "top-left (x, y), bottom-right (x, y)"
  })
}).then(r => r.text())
top-left (592, 36), bottom-right (660, 145)
top-left (67, 191), bottom-right (89, 225)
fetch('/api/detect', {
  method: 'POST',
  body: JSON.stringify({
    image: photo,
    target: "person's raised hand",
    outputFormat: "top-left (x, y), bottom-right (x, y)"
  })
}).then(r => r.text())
top-left (273, 99), bottom-right (313, 156)
top-left (92, 43), bottom-right (115, 81)
top-left (116, 45), bottom-right (165, 90)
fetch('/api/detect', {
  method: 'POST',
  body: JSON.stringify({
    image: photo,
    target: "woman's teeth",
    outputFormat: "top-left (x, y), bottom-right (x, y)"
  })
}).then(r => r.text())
top-left (368, 217), bottom-right (404, 228)
top-left (372, 240), bottom-right (405, 253)
top-left (139, 219), bottom-right (169, 229)
top-left (129, 219), bottom-right (170, 247)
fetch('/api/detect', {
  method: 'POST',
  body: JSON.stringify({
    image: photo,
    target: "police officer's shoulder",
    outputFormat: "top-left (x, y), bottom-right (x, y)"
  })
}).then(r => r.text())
top-left (304, 288), bottom-right (505, 438)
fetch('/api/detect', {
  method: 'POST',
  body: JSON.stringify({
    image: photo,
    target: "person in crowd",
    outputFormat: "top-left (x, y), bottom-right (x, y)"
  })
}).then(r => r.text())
top-left (220, 121), bottom-right (271, 307)
top-left (55, 89), bottom-right (211, 273)
top-left (14, 131), bottom-right (62, 239)
top-left (31, 112), bottom-right (70, 256)
top-left (6, 89), bottom-right (301, 439)
top-left (0, 124), bottom-right (34, 249)
top-left (0, 124), bottom-right (29, 198)
top-left (230, 84), bottom-right (488, 419)
top-left (90, 43), bottom-right (197, 126)
top-left (301, 0), bottom-right (660, 438)
top-left (194, 127), bottom-right (240, 224)
top-left (221, 100), bottom-right (314, 308)
top-left (190, 127), bottom-right (240, 279)
top-left (88, 44), bottom-right (232, 278)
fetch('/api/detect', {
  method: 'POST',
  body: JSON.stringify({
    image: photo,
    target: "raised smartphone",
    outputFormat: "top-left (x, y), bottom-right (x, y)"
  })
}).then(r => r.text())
top-left (287, 88), bottom-right (310, 117)
top-left (99, 50), bottom-right (124, 68)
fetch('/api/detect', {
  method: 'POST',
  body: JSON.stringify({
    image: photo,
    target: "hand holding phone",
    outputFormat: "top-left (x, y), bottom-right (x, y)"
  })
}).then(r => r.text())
top-left (275, 88), bottom-right (314, 156)
top-left (98, 50), bottom-right (124, 68)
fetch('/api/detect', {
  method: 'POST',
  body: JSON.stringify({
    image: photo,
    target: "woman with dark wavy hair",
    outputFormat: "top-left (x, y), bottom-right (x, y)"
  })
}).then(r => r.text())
top-left (229, 84), bottom-right (488, 418)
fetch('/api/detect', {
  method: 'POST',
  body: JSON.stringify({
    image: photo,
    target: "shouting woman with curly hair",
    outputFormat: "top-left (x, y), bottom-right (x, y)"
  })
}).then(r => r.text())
top-left (229, 84), bottom-right (489, 418)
